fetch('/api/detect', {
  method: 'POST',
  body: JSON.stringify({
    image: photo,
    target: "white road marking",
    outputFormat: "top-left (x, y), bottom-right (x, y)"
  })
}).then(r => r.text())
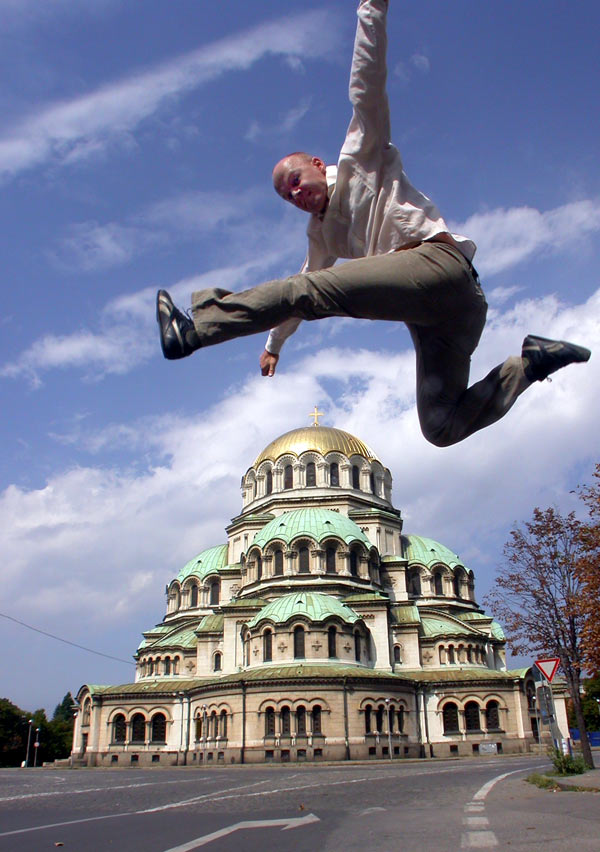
top-left (359, 806), bottom-right (386, 815)
top-left (461, 768), bottom-right (531, 850)
top-left (0, 775), bottom-right (214, 803)
top-left (161, 813), bottom-right (320, 852)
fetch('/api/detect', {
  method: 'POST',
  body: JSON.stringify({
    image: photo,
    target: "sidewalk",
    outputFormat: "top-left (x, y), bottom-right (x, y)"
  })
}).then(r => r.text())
top-left (555, 768), bottom-right (600, 791)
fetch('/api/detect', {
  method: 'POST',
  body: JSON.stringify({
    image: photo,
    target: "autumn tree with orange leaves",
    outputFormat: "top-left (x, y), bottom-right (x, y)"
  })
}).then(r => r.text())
top-left (484, 507), bottom-right (594, 769)
top-left (577, 463), bottom-right (600, 675)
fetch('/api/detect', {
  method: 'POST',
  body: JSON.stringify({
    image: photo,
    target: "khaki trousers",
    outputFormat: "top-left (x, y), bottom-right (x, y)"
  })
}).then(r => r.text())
top-left (191, 241), bottom-right (528, 446)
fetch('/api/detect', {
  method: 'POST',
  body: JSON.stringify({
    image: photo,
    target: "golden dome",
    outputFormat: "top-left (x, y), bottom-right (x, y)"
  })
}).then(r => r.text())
top-left (253, 426), bottom-right (379, 468)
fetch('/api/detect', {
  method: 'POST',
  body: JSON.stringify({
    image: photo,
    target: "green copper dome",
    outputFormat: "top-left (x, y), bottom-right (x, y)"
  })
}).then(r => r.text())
top-left (177, 544), bottom-right (228, 583)
top-left (402, 534), bottom-right (464, 569)
top-left (252, 508), bottom-right (371, 550)
top-left (247, 592), bottom-right (360, 629)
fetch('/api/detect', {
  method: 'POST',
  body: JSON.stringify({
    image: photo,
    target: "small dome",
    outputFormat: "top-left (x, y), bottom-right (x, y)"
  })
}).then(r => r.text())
top-left (252, 508), bottom-right (371, 550)
top-left (402, 534), bottom-right (464, 570)
top-left (247, 592), bottom-right (359, 628)
top-left (177, 544), bottom-right (228, 583)
top-left (253, 425), bottom-right (379, 467)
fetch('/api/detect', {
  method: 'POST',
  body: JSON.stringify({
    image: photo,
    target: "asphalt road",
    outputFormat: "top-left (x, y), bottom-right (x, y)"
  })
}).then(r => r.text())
top-left (0, 756), bottom-right (598, 851)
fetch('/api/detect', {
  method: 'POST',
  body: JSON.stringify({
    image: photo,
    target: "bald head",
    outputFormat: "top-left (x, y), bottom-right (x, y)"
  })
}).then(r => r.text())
top-left (272, 152), bottom-right (328, 215)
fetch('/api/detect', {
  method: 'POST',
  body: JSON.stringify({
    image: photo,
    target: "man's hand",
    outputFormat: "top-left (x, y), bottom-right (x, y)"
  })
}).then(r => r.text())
top-left (260, 349), bottom-right (279, 377)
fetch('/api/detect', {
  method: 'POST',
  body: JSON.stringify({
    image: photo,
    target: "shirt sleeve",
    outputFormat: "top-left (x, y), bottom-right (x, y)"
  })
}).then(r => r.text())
top-left (342, 0), bottom-right (391, 158)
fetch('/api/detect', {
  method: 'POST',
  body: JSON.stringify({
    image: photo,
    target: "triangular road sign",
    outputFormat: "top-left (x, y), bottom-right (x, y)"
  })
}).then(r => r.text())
top-left (534, 658), bottom-right (560, 682)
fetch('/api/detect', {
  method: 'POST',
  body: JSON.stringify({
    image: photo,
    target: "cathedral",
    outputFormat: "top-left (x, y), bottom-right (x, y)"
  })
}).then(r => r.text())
top-left (73, 420), bottom-right (568, 766)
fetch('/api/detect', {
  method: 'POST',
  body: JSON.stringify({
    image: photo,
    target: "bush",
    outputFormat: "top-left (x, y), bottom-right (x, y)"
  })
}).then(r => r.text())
top-left (548, 746), bottom-right (586, 775)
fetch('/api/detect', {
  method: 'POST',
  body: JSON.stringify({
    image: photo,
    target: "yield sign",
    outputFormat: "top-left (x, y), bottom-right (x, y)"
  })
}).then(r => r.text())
top-left (534, 658), bottom-right (560, 682)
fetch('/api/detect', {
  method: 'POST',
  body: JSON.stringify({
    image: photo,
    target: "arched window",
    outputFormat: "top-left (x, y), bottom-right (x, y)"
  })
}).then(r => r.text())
top-left (296, 705), bottom-right (307, 735)
top-left (306, 462), bottom-right (316, 487)
top-left (220, 710), bottom-right (228, 738)
top-left (447, 645), bottom-right (456, 664)
top-left (393, 645), bottom-right (401, 664)
top-left (195, 715), bottom-right (203, 740)
top-left (442, 703), bottom-right (459, 734)
top-left (466, 645), bottom-right (473, 663)
top-left (453, 570), bottom-right (463, 598)
top-left (164, 656), bottom-right (171, 676)
top-left (172, 656), bottom-right (179, 675)
top-left (433, 571), bottom-right (443, 596)
top-left (281, 706), bottom-right (291, 735)
top-left (354, 632), bottom-right (361, 662)
top-left (485, 700), bottom-right (501, 731)
top-left (82, 699), bottom-right (91, 726)
top-left (465, 701), bottom-right (481, 732)
top-left (112, 714), bottom-right (126, 743)
top-left (294, 626), bottom-right (305, 659)
top-left (396, 706), bottom-right (404, 733)
top-left (173, 588), bottom-right (181, 611)
top-left (263, 629), bottom-right (272, 662)
top-left (210, 711), bottom-right (218, 738)
top-left (265, 707), bottom-right (276, 736)
top-left (213, 652), bottom-right (222, 672)
top-left (256, 555), bottom-right (262, 581)
top-left (298, 546), bottom-right (310, 573)
top-left (274, 549), bottom-right (284, 576)
top-left (330, 462), bottom-right (339, 486)
top-left (245, 635), bottom-right (250, 666)
top-left (312, 705), bottom-right (322, 735)
top-left (364, 705), bottom-right (372, 734)
top-left (326, 546), bottom-right (336, 573)
top-left (328, 626), bottom-right (337, 658)
top-left (209, 579), bottom-right (220, 606)
top-left (148, 659), bottom-right (154, 676)
top-left (407, 569), bottom-right (421, 596)
top-left (352, 465), bottom-right (360, 489)
top-left (190, 584), bottom-right (199, 607)
top-left (284, 465), bottom-right (293, 490)
top-left (369, 472), bottom-right (375, 493)
top-left (266, 469), bottom-right (273, 495)
top-left (131, 713), bottom-right (146, 743)
top-left (376, 705), bottom-right (385, 733)
top-left (151, 713), bottom-right (166, 743)
top-left (350, 550), bottom-right (359, 577)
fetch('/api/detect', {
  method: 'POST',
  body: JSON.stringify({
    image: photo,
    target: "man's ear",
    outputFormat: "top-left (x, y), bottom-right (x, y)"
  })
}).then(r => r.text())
top-left (311, 157), bottom-right (326, 174)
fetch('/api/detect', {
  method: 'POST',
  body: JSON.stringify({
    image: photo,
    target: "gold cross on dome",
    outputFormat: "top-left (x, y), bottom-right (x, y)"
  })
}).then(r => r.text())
top-left (309, 406), bottom-right (324, 426)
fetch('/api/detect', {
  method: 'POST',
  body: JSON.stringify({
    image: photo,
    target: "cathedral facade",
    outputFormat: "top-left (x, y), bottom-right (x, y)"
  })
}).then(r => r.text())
top-left (73, 423), bottom-right (567, 766)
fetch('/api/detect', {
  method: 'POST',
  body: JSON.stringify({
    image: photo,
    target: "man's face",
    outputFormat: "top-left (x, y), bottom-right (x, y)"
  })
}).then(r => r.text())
top-left (273, 155), bottom-right (328, 215)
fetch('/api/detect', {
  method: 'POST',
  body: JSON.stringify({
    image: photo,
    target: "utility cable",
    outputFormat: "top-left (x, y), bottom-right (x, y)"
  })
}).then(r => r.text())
top-left (0, 611), bottom-right (134, 665)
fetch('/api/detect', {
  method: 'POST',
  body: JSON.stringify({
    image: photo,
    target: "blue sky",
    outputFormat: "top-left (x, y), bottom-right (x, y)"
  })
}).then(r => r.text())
top-left (1, 0), bottom-right (599, 714)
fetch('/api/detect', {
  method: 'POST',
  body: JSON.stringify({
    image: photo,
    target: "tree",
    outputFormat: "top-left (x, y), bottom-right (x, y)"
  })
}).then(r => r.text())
top-left (0, 698), bottom-right (29, 767)
top-left (484, 507), bottom-right (594, 769)
top-left (576, 463), bottom-right (600, 674)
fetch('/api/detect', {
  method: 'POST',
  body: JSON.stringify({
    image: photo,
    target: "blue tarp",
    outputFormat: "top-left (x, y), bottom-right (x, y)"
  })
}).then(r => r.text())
top-left (570, 729), bottom-right (600, 746)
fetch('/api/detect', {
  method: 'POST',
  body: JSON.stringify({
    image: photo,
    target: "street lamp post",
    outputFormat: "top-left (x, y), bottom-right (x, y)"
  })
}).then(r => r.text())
top-left (385, 698), bottom-right (393, 761)
top-left (24, 719), bottom-right (34, 767)
top-left (33, 728), bottom-right (40, 767)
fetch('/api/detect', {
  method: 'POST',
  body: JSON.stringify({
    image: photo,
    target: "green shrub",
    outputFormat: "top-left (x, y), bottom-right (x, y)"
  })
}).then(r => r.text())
top-left (548, 746), bottom-right (586, 775)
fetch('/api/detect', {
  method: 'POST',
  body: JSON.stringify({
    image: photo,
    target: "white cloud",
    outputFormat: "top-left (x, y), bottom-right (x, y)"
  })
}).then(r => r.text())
top-left (1, 287), bottom-right (598, 706)
top-left (455, 199), bottom-right (600, 276)
top-left (0, 9), bottom-right (339, 180)
top-left (245, 98), bottom-right (312, 143)
top-left (410, 53), bottom-right (430, 73)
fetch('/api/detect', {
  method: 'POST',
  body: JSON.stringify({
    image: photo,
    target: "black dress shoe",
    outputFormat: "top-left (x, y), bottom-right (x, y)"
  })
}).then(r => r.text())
top-left (522, 334), bottom-right (591, 382)
top-left (156, 290), bottom-right (200, 360)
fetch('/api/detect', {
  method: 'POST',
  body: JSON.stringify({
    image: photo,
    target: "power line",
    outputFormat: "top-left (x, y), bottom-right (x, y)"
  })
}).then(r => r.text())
top-left (0, 612), bottom-right (134, 665)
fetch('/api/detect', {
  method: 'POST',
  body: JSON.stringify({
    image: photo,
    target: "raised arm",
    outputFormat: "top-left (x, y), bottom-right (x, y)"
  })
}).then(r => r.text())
top-left (343, 0), bottom-right (391, 157)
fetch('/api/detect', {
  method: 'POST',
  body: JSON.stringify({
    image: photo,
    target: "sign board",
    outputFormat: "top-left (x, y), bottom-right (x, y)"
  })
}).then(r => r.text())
top-left (479, 742), bottom-right (498, 755)
top-left (534, 658), bottom-right (560, 682)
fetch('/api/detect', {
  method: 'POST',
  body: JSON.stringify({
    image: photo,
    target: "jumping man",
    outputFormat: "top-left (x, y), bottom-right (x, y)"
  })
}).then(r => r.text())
top-left (157, 0), bottom-right (590, 447)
